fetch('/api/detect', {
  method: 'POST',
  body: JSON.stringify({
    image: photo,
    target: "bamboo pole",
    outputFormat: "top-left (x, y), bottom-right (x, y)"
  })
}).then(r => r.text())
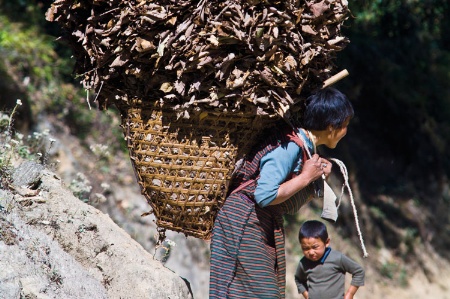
top-left (322, 69), bottom-right (349, 88)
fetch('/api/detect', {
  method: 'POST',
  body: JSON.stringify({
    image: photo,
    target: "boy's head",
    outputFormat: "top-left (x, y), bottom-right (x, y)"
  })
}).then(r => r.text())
top-left (300, 87), bottom-right (354, 131)
top-left (298, 220), bottom-right (331, 262)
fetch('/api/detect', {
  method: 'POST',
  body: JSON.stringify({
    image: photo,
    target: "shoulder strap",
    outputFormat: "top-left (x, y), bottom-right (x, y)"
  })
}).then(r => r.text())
top-left (229, 178), bottom-right (255, 195)
top-left (285, 127), bottom-right (309, 163)
top-left (231, 126), bottom-right (309, 196)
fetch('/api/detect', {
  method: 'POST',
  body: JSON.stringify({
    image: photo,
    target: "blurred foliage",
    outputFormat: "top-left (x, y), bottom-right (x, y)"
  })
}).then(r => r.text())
top-left (337, 0), bottom-right (450, 195)
top-left (0, 15), bottom-right (59, 90)
top-left (0, 0), bottom-right (76, 81)
top-left (0, 0), bottom-right (50, 27)
top-left (0, 0), bottom-right (126, 153)
top-left (330, 0), bottom-right (450, 259)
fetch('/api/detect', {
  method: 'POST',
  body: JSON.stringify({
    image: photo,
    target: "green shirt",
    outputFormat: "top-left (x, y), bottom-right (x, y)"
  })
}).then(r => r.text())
top-left (295, 248), bottom-right (365, 299)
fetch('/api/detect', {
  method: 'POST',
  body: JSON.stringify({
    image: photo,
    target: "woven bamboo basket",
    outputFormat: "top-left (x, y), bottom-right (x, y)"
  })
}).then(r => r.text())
top-left (120, 102), bottom-right (275, 239)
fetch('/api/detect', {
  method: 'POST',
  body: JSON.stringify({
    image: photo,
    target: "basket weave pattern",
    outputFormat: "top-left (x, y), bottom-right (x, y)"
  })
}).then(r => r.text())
top-left (121, 105), bottom-right (270, 239)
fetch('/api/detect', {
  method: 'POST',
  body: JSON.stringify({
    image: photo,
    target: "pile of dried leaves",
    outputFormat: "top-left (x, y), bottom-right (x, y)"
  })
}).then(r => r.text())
top-left (46, 0), bottom-right (350, 118)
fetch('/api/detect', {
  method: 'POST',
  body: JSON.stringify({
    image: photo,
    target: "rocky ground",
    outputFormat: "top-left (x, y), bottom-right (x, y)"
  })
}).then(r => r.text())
top-left (0, 163), bottom-right (193, 299)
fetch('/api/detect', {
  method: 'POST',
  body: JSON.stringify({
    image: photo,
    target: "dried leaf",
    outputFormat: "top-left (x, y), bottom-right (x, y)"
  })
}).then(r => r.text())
top-left (110, 55), bottom-right (127, 67)
top-left (309, 0), bottom-right (329, 18)
top-left (160, 82), bottom-right (173, 93)
top-left (135, 37), bottom-right (155, 52)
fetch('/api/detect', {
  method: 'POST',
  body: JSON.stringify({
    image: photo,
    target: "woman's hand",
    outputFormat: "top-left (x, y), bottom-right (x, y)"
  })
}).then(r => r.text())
top-left (302, 154), bottom-right (332, 183)
top-left (270, 155), bottom-right (332, 205)
top-left (320, 157), bottom-right (332, 178)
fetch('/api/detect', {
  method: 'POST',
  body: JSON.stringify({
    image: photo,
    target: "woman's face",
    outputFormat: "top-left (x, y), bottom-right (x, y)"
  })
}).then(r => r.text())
top-left (325, 119), bottom-right (350, 148)
top-left (300, 237), bottom-right (330, 262)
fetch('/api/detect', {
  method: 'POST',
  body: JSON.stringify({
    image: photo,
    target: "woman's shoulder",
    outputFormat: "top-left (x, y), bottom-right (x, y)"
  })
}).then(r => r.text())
top-left (250, 121), bottom-right (300, 153)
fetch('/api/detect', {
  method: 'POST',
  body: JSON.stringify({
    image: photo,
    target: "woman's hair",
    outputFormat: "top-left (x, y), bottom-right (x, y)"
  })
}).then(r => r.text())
top-left (298, 220), bottom-right (329, 243)
top-left (300, 87), bottom-right (354, 131)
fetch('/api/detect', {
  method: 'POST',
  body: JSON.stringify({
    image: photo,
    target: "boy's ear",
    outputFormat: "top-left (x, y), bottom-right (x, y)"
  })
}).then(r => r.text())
top-left (325, 238), bottom-right (331, 247)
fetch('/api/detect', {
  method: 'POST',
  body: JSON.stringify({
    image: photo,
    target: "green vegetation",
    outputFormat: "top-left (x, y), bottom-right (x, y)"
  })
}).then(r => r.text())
top-left (380, 261), bottom-right (409, 287)
top-left (380, 261), bottom-right (397, 279)
top-left (0, 15), bottom-right (58, 87)
top-left (0, 1), bottom-right (126, 158)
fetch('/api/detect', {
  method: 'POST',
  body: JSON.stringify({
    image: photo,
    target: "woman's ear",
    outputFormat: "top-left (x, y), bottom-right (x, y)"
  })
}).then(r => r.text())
top-left (326, 125), bottom-right (335, 139)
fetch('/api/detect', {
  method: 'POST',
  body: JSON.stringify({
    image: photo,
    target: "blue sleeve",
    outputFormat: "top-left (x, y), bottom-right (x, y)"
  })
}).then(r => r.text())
top-left (254, 141), bottom-right (303, 207)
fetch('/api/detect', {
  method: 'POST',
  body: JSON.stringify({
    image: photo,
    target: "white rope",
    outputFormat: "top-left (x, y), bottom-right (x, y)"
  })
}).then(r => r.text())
top-left (330, 158), bottom-right (369, 258)
top-left (294, 127), bottom-right (369, 258)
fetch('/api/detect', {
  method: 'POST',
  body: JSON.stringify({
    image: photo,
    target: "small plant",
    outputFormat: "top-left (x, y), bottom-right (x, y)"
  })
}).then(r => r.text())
top-left (0, 99), bottom-right (22, 188)
top-left (90, 143), bottom-right (113, 173)
top-left (0, 99), bottom-right (58, 189)
top-left (155, 238), bottom-right (177, 263)
top-left (69, 172), bottom-right (92, 202)
top-left (380, 261), bottom-right (397, 279)
top-left (399, 267), bottom-right (409, 287)
top-left (49, 269), bottom-right (63, 285)
top-left (90, 143), bottom-right (111, 161)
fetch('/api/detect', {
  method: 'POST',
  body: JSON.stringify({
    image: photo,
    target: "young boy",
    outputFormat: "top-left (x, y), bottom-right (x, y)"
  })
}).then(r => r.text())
top-left (295, 220), bottom-right (365, 299)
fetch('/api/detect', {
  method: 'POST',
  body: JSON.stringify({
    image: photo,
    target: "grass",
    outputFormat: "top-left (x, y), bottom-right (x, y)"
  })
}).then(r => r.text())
top-left (1, 99), bottom-right (24, 188)
top-left (0, 99), bottom-right (58, 189)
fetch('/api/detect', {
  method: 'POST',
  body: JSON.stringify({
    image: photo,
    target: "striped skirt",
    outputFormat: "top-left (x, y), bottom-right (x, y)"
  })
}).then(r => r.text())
top-left (209, 192), bottom-right (286, 299)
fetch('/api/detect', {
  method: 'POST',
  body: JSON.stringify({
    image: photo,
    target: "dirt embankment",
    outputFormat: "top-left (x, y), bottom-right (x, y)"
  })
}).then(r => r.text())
top-left (0, 164), bottom-right (193, 299)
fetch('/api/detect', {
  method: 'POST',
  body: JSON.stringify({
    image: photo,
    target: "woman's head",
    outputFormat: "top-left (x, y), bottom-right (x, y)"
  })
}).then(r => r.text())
top-left (301, 87), bottom-right (354, 131)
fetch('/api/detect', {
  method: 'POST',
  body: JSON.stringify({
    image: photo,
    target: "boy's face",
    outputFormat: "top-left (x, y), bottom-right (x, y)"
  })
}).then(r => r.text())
top-left (300, 237), bottom-right (330, 262)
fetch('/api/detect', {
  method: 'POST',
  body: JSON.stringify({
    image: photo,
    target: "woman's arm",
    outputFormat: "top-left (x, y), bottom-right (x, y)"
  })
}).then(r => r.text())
top-left (254, 139), bottom-right (329, 206)
top-left (269, 153), bottom-right (328, 205)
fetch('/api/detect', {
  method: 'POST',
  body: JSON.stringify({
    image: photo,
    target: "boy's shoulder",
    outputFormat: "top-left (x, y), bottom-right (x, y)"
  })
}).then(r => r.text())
top-left (327, 248), bottom-right (353, 261)
top-left (328, 249), bottom-right (364, 270)
top-left (328, 248), bottom-right (343, 257)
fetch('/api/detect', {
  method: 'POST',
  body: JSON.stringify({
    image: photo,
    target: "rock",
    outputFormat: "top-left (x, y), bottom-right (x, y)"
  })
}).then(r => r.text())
top-left (0, 169), bottom-right (193, 299)
top-left (12, 160), bottom-right (44, 188)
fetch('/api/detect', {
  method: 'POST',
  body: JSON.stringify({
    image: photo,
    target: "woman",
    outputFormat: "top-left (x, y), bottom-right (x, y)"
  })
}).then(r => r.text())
top-left (209, 87), bottom-right (354, 299)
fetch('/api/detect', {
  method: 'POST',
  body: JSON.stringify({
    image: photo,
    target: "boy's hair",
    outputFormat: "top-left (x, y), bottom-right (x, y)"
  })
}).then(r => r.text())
top-left (301, 87), bottom-right (354, 131)
top-left (298, 220), bottom-right (329, 243)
